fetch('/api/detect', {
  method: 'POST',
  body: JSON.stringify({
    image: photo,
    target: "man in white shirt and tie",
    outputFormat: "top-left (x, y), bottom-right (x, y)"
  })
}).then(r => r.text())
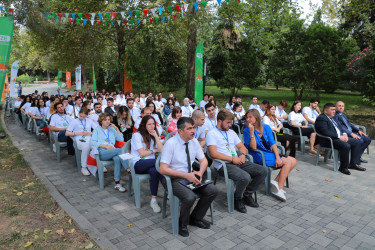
top-left (160, 117), bottom-right (218, 237)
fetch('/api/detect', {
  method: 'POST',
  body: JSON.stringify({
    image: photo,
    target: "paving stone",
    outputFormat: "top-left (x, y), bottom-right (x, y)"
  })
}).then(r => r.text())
top-left (212, 237), bottom-right (236, 250)
top-left (162, 238), bottom-right (187, 250)
top-left (308, 233), bottom-right (333, 247)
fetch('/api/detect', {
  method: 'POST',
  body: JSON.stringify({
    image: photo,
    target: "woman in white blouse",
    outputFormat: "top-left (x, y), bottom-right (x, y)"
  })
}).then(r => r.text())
top-left (288, 101), bottom-right (317, 154)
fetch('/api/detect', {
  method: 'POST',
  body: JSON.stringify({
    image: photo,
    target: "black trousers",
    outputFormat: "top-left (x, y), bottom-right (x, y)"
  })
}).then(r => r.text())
top-left (320, 137), bottom-right (361, 169)
top-left (169, 178), bottom-right (218, 226)
top-left (277, 134), bottom-right (296, 157)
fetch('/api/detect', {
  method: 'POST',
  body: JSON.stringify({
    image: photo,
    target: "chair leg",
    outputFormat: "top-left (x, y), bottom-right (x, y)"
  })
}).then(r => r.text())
top-left (128, 175), bottom-right (133, 198)
top-left (171, 197), bottom-right (180, 236)
top-left (162, 190), bottom-right (167, 219)
top-left (133, 179), bottom-right (142, 208)
top-left (265, 168), bottom-right (271, 196)
top-left (315, 146), bottom-right (321, 166)
top-left (333, 150), bottom-right (339, 172)
top-left (226, 180), bottom-right (234, 213)
top-left (209, 202), bottom-right (215, 225)
top-left (98, 164), bottom-right (104, 189)
top-left (56, 144), bottom-right (61, 162)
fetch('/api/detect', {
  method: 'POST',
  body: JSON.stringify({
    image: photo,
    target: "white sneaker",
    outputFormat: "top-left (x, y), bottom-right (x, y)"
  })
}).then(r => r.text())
top-left (272, 189), bottom-right (286, 202)
top-left (150, 200), bottom-right (161, 213)
top-left (53, 144), bottom-right (56, 153)
top-left (270, 180), bottom-right (279, 193)
top-left (103, 166), bottom-right (108, 173)
top-left (114, 183), bottom-right (126, 192)
top-left (81, 167), bottom-right (90, 176)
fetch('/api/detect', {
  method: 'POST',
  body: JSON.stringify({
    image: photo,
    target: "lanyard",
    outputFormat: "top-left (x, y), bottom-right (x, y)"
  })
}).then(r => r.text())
top-left (58, 114), bottom-right (69, 124)
top-left (195, 127), bottom-right (198, 138)
top-left (80, 119), bottom-right (86, 130)
top-left (75, 106), bottom-right (80, 114)
top-left (216, 127), bottom-right (229, 144)
top-left (102, 128), bottom-right (110, 142)
top-left (131, 109), bottom-right (133, 116)
top-left (123, 119), bottom-right (127, 126)
top-left (209, 118), bottom-right (216, 127)
top-left (235, 112), bottom-right (242, 118)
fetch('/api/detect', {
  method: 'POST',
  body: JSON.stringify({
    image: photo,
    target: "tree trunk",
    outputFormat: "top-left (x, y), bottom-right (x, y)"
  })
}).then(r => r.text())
top-left (186, 7), bottom-right (197, 97)
top-left (117, 28), bottom-right (126, 92)
top-left (82, 65), bottom-right (88, 89)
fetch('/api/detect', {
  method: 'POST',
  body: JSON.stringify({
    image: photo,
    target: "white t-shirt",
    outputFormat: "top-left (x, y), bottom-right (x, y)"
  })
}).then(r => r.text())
top-left (116, 96), bottom-right (126, 106)
top-left (181, 105), bottom-right (194, 117)
top-left (302, 106), bottom-right (319, 122)
top-left (140, 97), bottom-right (147, 107)
top-left (204, 117), bottom-right (217, 131)
top-left (275, 106), bottom-right (287, 121)
top-left (206, 128), bottom-right (241, 170)
top-left (154, 101), bottom-right (164, 110)
top-left (131, 132), bottom-right (157, 165)
top-left (14, 100), bottom-right (22, 108)
top-left (161, 134), bottom-right (205, 173)
top-left (22, 103), bottom-right (32, 113)
top-left (129, 108), bottom-right (140, 121)
top-left (288, 111), bottom-right (305, 125)
top-left (225, 103), bottom-right (233, 110)
top-left (69, 105), bottom-right (81, 118)
top-left (249, 104), bottom-right (261, 111)
top-left (200, 100), bottom-right (208, 110)
top-left (134, 116), bottom-right (163, 136)
top-left (232, 110), bottom-right (245, 124)
top-left (161, 97), bottom-right (167, 104)
top-left (29, 107), bottom-right (48, 119)
top-left (262, 116), bottom-right (281, 129)
top-left (46, 100), bottom-right (51, 107)
top-left (50, 113), bottom-right (73, 129)
top-left (67, 118), bottom-right (94, 141)
top-left (88, 113), bottom-right (101, 129)
top-left (194, 125), bottom-right (206, 140)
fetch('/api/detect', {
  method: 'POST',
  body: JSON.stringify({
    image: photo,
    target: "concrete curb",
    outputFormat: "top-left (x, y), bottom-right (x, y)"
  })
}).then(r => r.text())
top-left (1, 103), bottom-right (117, 250)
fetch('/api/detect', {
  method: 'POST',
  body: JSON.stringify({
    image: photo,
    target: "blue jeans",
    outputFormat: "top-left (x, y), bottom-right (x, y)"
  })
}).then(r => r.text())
top-left (134, 159), bottom-right (163, 196)
top-left (36, 119), bottom-right (47, 129)
top-left (98, 148), bottom-right (129, 181)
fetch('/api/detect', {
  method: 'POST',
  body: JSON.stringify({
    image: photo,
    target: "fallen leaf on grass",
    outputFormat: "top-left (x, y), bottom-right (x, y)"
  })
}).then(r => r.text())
top-left (11, 227), bottom-right (17, 231)
top-left (324, 178), bottom-right (332, 182)
top-left (16, 192), bottom-right (23, 196)
top-left (68, 219), bottom-right (72, 224)
top-left (24, 190), bottom-right (30, 194)
top-left (34, 235), bottom-right (39, 239)
top-left (43, 229), bottom-right (51, 234)
top-left (85, 243), bottom-right (94, 249)
top-left (13, 189), bottom-right (17, 192)
top-left (56, 229), bottom-right (64, 235)
top-left (24, 241), bottom-right (33, 248)
top-left (127, 224), bottom-right (132, 227)
top-left (44, 213), bottom-right (54, 218)
top-left (24, 182), bottom-right (34, 188)
top-left (2, 164), bottom-right (9, 169)
top-left (334, 195), bottom-right (340, 198)
top-left (68, 229), bottom-right (75, 234)
top-left (322, 229), bottom-right (327, 233)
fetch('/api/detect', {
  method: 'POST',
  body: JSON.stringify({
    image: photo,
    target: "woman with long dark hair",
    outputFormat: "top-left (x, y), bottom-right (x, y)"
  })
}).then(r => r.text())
top-left (29, 99), bottom-right (48, 129)
top-left (163, 97), bottom-right (175, 119)
top-left (167, 107), bottom-right (182, 133)
top-left (225, 95), bottom-right (237, 110)
top-left (116, 106), bottom-right (134, 141)
top-left (130, 115), bottom-right (163, 213)
top-left (244, 109), bottom-right (297, 202)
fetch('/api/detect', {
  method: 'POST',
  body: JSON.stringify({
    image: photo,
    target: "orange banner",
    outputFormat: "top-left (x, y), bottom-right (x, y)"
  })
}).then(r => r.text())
top-left (124, 60), bottom-right (132, 93)
top-left (1, 74), bottom-right (9, 102)
top-left (66, 71), bottom-right (71, 88)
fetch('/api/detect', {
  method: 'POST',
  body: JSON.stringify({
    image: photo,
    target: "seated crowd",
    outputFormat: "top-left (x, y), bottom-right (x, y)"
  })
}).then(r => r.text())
top-left (12, 89), bottom-right (371, 237)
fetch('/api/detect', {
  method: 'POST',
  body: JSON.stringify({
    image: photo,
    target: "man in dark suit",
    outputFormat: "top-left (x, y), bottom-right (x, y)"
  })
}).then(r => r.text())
top-left (335, 101), bottom-right (371, 164)
top-left (315, 103), bottom-right (364, 175)
top-left (104, 97), bottom-right (119, 117)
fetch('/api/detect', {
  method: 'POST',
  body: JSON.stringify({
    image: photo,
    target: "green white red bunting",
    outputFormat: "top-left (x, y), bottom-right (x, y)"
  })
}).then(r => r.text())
top-left (0, 0), bottom-right (241, 27)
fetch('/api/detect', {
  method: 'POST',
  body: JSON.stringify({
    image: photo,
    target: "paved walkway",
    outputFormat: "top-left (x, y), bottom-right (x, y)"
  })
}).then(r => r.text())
top-left (3, 111), bottom-right (375, 249)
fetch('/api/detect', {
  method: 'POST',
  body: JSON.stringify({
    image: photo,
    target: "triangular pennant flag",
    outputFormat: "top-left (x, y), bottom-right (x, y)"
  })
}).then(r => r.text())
top-left (162, 16), bottom-right (165, 22)
top-left (226, 0), bottom-right (230, 2)
top-left (158, 7), bottom-right (163, 15)
top-left (33, 11), bottom-right (37, 16)
top-left (143, 9), bottom-right (148, 17)
top-left (98, 13), bottom-right (102, 19)
top-left (106, 12), bottom-right (110, 19)
top-left (85, 13), bottom-right (89, 20)
top-left (112, 12), bottom-right (116, 19)
top-left (143, 19), bottom-right (146, 24)
top-left (155, 17), bottom-right (159, 22)
top-left (97, 20), bottom-right (101, 26)
top-left (0, 7), bottom-right (3, 12)
top-left (202, 1), bottom-right (207, 8)
top-left (69, 18), bottom-right (73, 24)
top-left (111, 21), bottom-right (114, 25)
top-left (76, 18), bottom-right (80, 24)
top-left (52, 13), bottom-right (56, 19)
top-left (58, 13), bottom-right (62, 20)
top-left (104, 20), bottom-right (107, 26)
top-left (180, 14), bottom-right (182, 18)
top-left (62, 17), bottom-right (67, 22)
top-left (217, 0), bottom-right (222, 6)
top-left (78, 13), bottom-right (82, 19)
top-left (40, 13), bottom-right (43, 19)
top-left (90, 20), bottom-right (94, 25)
top-left (130, 20), bottom-right (134, 25)
top-left (129, 11), bottom-right (133, 18)
top-left (46, 13), bottom-right (49, 19)
top-left (173, 15), bottom-right (177, 20)
top-left (149, 18), bottom-right (153, 24)
top-left (135, 10), bottom-right (140, 17)
top-left (55, 16), bottom-right (59, 21)
top-left (121, 12), bottom-right (125, 19)
top-left (72, 13), bottom-right (76, 20)
top-left (91, 13), bottom-right (96, 20)
top-left (5, 7), bottom-right (8, 13)
top-left (168, 16), bottom-right (171, 20)
top-left (167, 6), bottom-right (173, 13)
top-left (83, 19), bottom-right (87, 25)
top-left (137, 19), bottom-right (140, 25)
top-left (65, 13), bottom-right (69, 18)
top-left (193, 3), bottom-right (199, 10)
top-left (123, 20), bottom-right (127, 25)
top-left (183, 4), bottom-right (189, 11)
top-left (117, 20), bottom-right (121, 26)
top-left (9, 8), bottom-right (14, 13)
top-left (175, 5), bottom-right (180, 13)
top-left (151, 8), bottom-right (156, 16)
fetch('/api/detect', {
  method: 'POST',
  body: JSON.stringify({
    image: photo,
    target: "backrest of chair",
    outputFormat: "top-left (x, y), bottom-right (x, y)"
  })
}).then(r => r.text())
top-left (165, 132), bottom-right (176, 142)
top-left (123, 140), bottom-right (131, 153)
top-left (155, 154), bottom-right (162, 173)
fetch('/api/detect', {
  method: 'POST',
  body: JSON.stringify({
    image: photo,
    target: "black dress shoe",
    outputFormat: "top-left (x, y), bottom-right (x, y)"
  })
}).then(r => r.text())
top-left (243, 194), bottom-right (259, 208)
top-left (339, 168), bottom-right (351, 175)
top-left (179, 224), bottom-right (189, 237)
top-left (349, 164), bottom-right (366, 171)
top-left (189, 218), bottom-right (210, 229)
top-left (360, 158), bottom-right (368, 164)
top-left (234, 198), bottom-right (247, 213)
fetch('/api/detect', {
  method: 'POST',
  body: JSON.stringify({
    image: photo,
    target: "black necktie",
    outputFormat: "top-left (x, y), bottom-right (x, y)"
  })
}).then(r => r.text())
top-left (185, 142), bottom-right (192, 173)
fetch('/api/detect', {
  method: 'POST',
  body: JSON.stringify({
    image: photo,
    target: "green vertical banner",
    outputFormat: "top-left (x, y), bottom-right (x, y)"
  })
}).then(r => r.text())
top-left (194, 42), bottom-right (204, 104)
top-left (0, 16), bottom-right (14, 101)
top-left (57, 71), bottom-right (62, 87)
top-left (92, 63), bottom-right (97, 92)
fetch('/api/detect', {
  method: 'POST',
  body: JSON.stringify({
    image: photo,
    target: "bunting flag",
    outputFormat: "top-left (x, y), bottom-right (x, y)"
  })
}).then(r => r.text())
top-left (193, 2), bottom-right (199, 10)
top-left (151, 8), bottom-right (156, 16)
top-left (143, 9), bottom-right (148, 17)
top-left (98, 13), bottom-right (102, 19)
top-left (112, 12), bottom-right (116, 19)
top-left (158, 7), bottom-right (163, 15)
top-left (129, 11), bottom-right (133, 18)
top-left (217, 0), bottom-right (222, 6)
top-left (121, 12), bottom-right (125, 19)
top-left (175, 5), bottom-right (180, 13)
top-left (91, 13), bottom-right (96, 20)
top-left (85, 13), bottom-right (89, 20)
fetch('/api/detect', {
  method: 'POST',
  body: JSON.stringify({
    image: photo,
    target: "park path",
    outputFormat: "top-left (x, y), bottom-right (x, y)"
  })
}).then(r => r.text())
top-left (3, 84), bottom-right (375, 249)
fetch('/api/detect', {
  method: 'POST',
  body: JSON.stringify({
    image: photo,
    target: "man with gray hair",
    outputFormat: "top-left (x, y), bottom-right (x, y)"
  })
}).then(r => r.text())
top-left (181, 97), bottom-right (194, 117)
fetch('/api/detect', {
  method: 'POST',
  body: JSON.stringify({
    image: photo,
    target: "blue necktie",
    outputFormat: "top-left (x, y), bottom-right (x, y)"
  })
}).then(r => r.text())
top-left (340, 114), bottom-right (352, 134)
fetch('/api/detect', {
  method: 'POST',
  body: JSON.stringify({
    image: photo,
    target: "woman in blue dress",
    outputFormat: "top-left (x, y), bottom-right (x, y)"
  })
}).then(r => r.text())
top-left (243, 109), bottom-right (297, 202)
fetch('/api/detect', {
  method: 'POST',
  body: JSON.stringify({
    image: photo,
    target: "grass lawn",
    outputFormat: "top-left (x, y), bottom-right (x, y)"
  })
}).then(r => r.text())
top-left (0, 111), bottom-right (98, 249)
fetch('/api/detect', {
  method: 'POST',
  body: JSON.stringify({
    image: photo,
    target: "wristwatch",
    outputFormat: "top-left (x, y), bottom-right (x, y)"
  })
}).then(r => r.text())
top-left (240, 153), bottom-right (246, 156)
